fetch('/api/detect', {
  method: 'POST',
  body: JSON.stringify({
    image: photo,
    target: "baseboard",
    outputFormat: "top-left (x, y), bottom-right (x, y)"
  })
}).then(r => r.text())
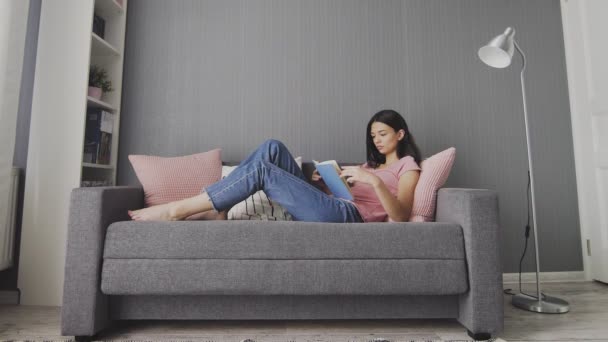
top-left (0, 289), bottom-right (20, 304)
top-left (503, 271), bottom-right (586, 284)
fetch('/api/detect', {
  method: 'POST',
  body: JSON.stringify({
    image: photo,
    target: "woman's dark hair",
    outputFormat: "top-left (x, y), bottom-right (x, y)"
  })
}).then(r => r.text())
top-left (366, 109), bottom-right (422, 168)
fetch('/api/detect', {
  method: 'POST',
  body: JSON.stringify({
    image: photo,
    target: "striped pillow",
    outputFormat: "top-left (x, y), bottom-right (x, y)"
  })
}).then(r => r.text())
top-left (408, 147), bottom-right (456, 222)
top-left (128, 149), bottom-right (223, 220)
top-left (223, 156), bottom-right (302, 220)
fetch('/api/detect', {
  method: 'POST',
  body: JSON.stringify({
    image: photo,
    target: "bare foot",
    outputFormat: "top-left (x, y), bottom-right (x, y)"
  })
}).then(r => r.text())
top-left (128, 203), bottom-right (177, 221)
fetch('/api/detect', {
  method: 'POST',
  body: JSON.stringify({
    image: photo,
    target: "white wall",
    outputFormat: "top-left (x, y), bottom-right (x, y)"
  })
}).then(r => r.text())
top-left (0, 1), bottom-right (29, 271)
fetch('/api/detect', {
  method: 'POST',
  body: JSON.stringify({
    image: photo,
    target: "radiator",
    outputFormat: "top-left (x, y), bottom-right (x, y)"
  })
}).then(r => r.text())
top-left (0, 167), bottom-right (19, 271)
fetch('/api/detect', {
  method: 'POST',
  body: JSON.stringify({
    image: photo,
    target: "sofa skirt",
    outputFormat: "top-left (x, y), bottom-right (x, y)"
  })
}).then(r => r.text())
top-left (109, 294), bottom-right (460, 320)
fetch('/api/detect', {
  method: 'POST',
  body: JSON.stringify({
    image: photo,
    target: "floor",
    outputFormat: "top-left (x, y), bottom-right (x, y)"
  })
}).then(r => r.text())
top-left (0, 281), bottom-right (607, 342)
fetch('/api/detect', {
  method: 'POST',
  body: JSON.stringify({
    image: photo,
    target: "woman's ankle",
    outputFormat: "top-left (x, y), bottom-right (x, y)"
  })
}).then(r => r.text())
top-left (167, 201), bottom-right (186, 220)
top-left (169, 193), bottom-right (214, 220)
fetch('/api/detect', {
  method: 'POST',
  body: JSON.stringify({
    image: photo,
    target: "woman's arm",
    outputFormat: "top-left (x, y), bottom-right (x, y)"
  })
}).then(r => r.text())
top-left (372, 170), bottom-right (420, 222)
top-left (339, 166), bottom-right (419, 222)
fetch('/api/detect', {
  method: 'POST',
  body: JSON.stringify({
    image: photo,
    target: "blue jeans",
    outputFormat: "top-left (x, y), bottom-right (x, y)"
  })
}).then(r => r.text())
top-left (203, 139), bottom-right (363, 223)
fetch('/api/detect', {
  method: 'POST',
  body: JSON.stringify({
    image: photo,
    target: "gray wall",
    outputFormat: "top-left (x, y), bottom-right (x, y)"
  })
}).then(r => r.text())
top-left (0, 0), bottom-right (41, 291)
top-left (118, 0), bottom-right (582, 273)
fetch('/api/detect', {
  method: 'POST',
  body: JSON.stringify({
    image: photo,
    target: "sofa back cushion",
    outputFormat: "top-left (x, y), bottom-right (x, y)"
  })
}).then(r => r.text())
top-left (408, 147), bottom-right (456, 222)
top-left (128, 149), bottom-right (223, 220)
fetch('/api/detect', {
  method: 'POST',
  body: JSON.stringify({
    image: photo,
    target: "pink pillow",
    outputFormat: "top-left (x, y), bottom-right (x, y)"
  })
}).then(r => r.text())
top-left (406, 147), bottom-right (456, 222)
top-left (128, 149), bottom-right (223, 220)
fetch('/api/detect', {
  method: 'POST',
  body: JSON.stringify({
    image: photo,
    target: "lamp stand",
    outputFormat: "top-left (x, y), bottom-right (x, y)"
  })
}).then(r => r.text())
top-left (511, 40), bottom-right (569, 314)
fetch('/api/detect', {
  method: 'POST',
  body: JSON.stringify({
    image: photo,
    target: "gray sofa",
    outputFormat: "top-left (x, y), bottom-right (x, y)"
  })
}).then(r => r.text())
top-left (61, 162), bottom-right (504, 341)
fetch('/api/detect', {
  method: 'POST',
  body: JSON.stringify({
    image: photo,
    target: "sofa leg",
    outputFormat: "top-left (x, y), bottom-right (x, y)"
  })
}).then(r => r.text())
top-left (467, 329), bottom-right (492, 341)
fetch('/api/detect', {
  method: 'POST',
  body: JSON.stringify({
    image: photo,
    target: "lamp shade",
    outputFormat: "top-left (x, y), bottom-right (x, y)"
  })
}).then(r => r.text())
top-left (478, 27), bottom-right (515, 68)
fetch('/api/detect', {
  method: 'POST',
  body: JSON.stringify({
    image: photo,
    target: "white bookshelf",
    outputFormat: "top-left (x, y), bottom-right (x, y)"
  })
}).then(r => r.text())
top-left (94, 0), bottom-right (124, 18)
top-left (82, 0), bottom-right (127, 187)
top-left (87, 96), bottom-right (116, 111)
top-left (19, 0), bottom-right (128, 306)
top-left (91, 32), bottom-right (121, 56)
top-left (83, 162), bottom-right (114, 169)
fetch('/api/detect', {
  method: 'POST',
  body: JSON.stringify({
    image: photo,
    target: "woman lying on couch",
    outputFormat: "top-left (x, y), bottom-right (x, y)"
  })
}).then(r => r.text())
top-left (128, 109), bottom-right (422, 223)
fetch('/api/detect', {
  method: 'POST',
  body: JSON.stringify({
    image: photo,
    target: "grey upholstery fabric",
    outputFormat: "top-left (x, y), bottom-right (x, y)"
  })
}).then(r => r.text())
top-left (109, 295), bottom-right (460, 320)
top-left (100, 259), bottom-right (468, 295)
top-left (61, 186), bottom-right (503, 338)
top-left (104, 221), bottom-right (465, 260)
top-left (436, 188), bottom-right (504, 335)
top-left (61, 186), bottom-right (143, 336)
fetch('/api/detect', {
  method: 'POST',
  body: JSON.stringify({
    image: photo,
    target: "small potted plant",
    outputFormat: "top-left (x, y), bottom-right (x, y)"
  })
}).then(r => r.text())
top-left (88, 65), bottom-right (113, 100)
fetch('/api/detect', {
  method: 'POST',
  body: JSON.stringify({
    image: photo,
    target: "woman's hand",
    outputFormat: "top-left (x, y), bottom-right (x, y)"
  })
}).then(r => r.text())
top-left (311, 169), bottom-right (323, 182)
top-left (340, 166), bottom-right (381, 187)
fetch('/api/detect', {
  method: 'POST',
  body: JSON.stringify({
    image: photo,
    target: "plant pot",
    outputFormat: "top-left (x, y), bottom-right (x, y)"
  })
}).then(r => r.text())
top-left (88, 86), bottom-right (103, 100)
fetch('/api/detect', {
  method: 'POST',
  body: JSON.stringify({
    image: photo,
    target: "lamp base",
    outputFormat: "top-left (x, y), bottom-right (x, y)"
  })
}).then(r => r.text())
top-left (512, 293), bottom-right (570, 313)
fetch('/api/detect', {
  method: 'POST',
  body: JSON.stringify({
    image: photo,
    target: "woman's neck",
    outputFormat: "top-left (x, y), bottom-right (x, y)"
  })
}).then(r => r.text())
top-left (383, 153), bottom-right (399, 166)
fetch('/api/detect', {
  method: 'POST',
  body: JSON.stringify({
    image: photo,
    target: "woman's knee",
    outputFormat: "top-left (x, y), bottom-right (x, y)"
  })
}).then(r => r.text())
top-left (247, 158), bottom-right (273, 173)
top-left (262, 138), bottom-right (286, 150)
top-left (257, 139), bottom-right (288, 160)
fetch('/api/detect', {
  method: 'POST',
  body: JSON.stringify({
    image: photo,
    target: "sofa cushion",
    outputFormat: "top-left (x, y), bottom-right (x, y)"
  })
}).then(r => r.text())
top-left (408, 147), bottom-right (456, 222)
top-left (128, 149), bottom-right (223, 220)
top-left (100, 258), bottom-right (468, 295)
top-left (103, 221), bottom-right (465, 260)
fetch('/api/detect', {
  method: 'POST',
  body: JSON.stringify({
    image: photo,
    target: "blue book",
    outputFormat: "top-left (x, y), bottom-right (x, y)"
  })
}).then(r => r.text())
top-left (313, 160), bottom-right (354, 201)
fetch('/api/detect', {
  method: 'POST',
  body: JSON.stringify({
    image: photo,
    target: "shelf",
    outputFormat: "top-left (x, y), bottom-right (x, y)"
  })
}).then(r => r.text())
top-left (83, 162), bottom-right (114, 169)
top-left (81, 181), bottom-right (114, 187)
top-left (91, 32), bottom-right (120, 57)
top-left (87, 96), bottom-right (115, 111)
top-left (94, 0), bottom-right (124, 19)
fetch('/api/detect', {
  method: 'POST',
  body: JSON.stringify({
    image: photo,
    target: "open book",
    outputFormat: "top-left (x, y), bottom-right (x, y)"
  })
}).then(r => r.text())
top-left (312, 160), bottom-right (354, 201)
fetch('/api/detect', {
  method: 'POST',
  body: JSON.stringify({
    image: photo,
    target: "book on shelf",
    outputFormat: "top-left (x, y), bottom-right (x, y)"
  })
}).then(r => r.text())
top-left (100, 109), bottom-right (114, 133)
top-left (312, 159), bottom-right (354, 201)
top-left (83, 142), bottom-right (98, 163)
top-left (84, 108), bottom-right (114, 165)
top-left (92, 13), bottom-right (105, 38)
top-left (84, 108), bottom-right (102, 163)
top-left (97, 131), bottom-right (112, 165)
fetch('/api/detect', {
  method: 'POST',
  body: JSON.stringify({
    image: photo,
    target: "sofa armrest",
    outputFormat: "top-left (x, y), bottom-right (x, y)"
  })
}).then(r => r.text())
top-left (435, 188), bottom-right (504, 336)
top-left (61, 186), bottom-right (143, 337)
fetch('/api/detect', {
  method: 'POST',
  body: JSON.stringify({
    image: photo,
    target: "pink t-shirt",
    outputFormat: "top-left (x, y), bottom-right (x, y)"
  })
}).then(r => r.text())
top-left (343, 155), bottom-right (421, 222)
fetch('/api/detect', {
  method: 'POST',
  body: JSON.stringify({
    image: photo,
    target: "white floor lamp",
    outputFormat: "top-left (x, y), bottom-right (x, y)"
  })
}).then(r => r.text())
top-left (478, 27), bottom-right (570, 314)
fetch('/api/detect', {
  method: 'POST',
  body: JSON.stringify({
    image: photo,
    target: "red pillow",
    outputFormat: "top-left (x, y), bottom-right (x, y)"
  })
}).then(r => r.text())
top-left (128, 149), bottom-right (223, 220)
top-left (408, 147), bottom-right (456, 222)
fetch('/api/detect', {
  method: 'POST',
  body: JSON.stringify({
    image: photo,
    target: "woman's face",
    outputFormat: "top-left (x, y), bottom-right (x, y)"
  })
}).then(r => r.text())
top-left (370, 121), bottom-right (404, 155)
